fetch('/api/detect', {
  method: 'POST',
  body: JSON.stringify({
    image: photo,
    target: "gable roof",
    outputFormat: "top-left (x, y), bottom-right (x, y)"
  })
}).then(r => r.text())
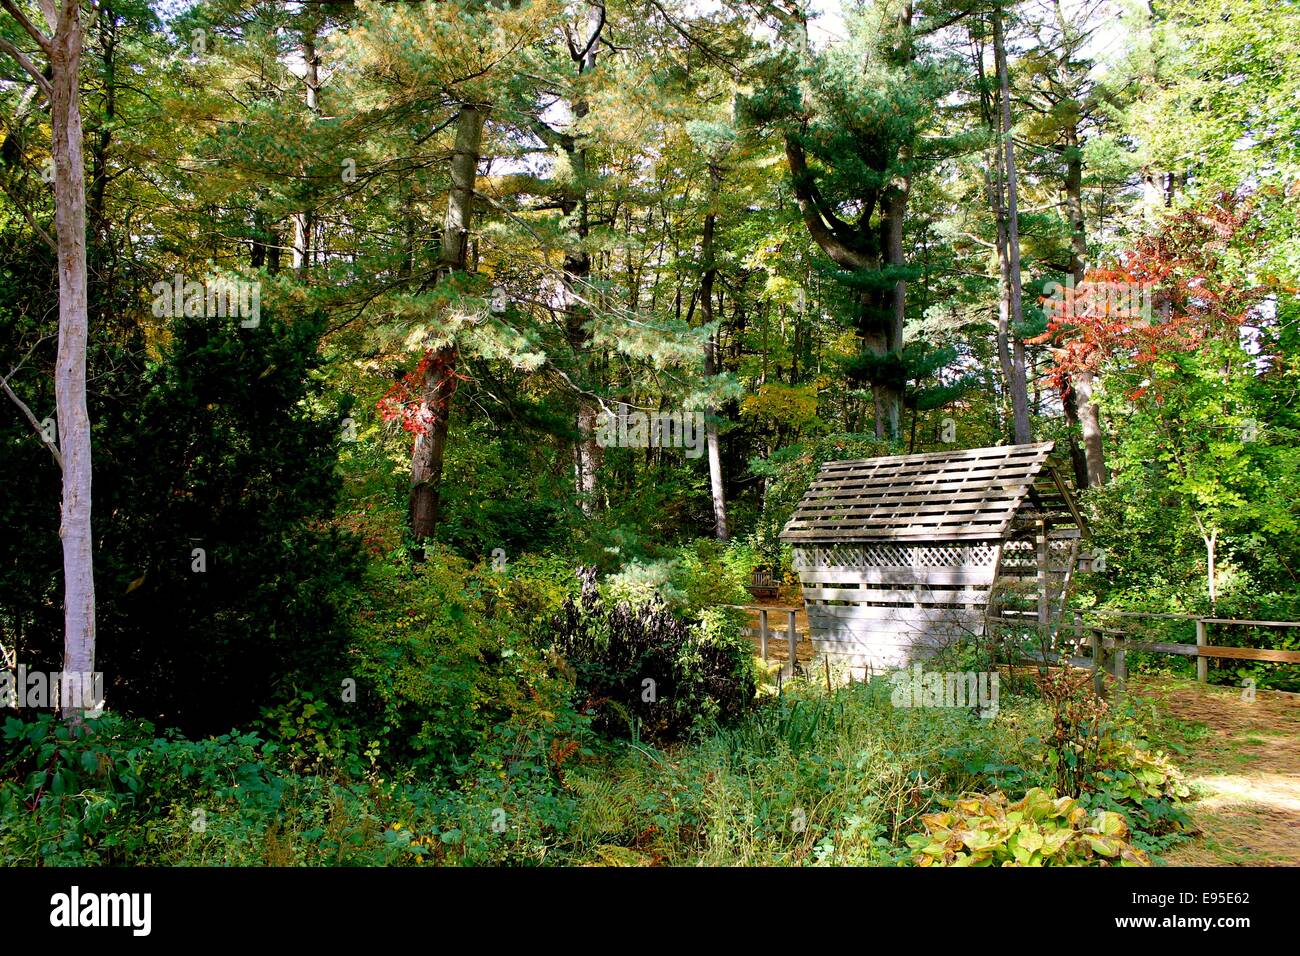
top-left (779, 441), bottom-right (1056, 544)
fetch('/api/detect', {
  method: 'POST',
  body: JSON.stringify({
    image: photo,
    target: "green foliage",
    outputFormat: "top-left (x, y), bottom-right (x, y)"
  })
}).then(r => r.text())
top-left (0, 709), bottom-right (587, 867)
top-left (602, 539), bottom-right (751, 611)
top-left (1083, 729), bottom-right (1193, 851)
top-left (1032, 667), bottom-right (1110, 797)
top-left (559, 678), bottom-right (1051, 866)
top-left (905, 787), bottom-right (1152, 867)
top-left (551, 567), bottom-right (756, 743)
top-left (343, 550), bottom-right (580, 780)
top-left (749, 433), bottom-right (892, 570)
top-left (93, 310), bottom-right (365, 734)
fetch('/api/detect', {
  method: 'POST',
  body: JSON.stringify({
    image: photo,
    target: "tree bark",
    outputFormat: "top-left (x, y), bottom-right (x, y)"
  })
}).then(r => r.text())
top-left (699, 166), bottom-right (728, 540)
top-left (291, 22), bottom-right (319, 281)
top-left (993, 5), bottom-right (1031, 444)
top-left (1073, 367), bottom-right (1106, 487)
top-left (564, 3), bottom-right (604, 513)
top-left (781, 6), bottom-right (910, 440)
top-left (39, 2), bottom-right (96, 719)
top-left (1062, 119), bottom-right (1106, 487)
top-left (408, 102), bottom-right (485, 541)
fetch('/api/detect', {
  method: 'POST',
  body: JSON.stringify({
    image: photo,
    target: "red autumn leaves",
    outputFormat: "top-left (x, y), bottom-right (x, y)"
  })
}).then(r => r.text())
top-left (1033, 196), bottom-right (1270, 396)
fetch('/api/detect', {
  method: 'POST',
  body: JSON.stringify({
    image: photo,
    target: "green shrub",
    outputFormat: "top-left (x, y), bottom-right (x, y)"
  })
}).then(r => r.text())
top-left (601, 539), bottom-right (751, 612)
top-left (343, 550), bottom-right (579, 780)
top-left (0, 710), bottom-right (582, 867)
top-left (1081, 729), bottom-right (1193, 849)
top-left (551, 567), bottom-right (756, 743)
top-left (905, 787), bottom-right (1152, 867)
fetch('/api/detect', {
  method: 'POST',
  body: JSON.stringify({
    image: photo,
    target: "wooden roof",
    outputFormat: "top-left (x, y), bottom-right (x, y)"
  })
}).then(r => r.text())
top-left (780, 442), bottom-right (1057, 543)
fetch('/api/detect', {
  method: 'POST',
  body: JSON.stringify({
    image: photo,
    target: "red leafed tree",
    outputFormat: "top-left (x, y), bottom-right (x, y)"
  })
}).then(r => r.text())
top-left (1034, 196), bottom-right (1269, 396)
top-left (376, 350), bottom-right (466, 437)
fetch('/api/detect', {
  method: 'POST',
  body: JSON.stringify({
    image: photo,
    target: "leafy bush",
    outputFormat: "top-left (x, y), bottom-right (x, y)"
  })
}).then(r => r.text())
top-left (905, 787), bottom-right (1152, 867)
top-left (0, 713), bottom-right (398, 867)
top-left (81, 310), bottom-right (365, 736)
top-left (1033, 667), bottom-right (1109, 797)
top-left (0, 710), bottom-right (585, 867)
top-left (602, 539), bottom-right (751, 612)
top-left (1083, 730), bottom-right (1192, 848)
top-left (344, 551), bottom-right (579, 780)
top-left (551, 567), bottom-right (756, 743)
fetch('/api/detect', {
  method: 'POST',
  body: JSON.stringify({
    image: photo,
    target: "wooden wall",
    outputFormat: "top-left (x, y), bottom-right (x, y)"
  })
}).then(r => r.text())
top-left (793, 542), bottom-right (1001, 670)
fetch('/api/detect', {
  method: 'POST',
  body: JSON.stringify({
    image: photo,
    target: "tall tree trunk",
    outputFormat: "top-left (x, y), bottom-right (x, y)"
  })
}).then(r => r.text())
top-left (879, 183), bottom-right (908, 439)
top-left (409, 103), bottom-right (485, 542)
top-left (45, 3), bottom-right (96, 718)
top-left (291, 23), bottom-right (319, 280)
top-left (993, 5), bottom-right (1031, 444)
top-left (1073, 368), bottom-right (1106, 487)
top-left (782, 6), bottom-right (909, 441)
top-left (564, 2), bottom-right (604, 513)
top-left (1062, 119), bottom-right (1106, 488)
top-left (699, 167), bottom-right (728, 540)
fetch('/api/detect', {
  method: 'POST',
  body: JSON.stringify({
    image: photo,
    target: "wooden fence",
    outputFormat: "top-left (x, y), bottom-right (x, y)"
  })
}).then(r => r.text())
top-left (988, 610), bottom-right (1300, 697)
top-left (721, 605), bottom-right (806, 678)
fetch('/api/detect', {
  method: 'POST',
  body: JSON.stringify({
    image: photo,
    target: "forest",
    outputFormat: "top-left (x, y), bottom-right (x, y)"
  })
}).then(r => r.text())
top-left (0, 0), bottom-right (1297, 872)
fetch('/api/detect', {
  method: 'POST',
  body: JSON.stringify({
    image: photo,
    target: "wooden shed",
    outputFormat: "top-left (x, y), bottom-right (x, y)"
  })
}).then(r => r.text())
top-left (779, 441), bottom-right (1088, 672)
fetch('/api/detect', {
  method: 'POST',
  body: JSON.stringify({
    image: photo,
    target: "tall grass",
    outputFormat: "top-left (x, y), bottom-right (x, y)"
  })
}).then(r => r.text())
top-left (560, 678), bottom-right (1052, 866)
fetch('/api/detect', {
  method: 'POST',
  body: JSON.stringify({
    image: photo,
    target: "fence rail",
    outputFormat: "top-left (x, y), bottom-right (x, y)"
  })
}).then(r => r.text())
top-left (988, 611), bottom-right (1300, 697)
top-left (721, 604), bottom-right (806, 677)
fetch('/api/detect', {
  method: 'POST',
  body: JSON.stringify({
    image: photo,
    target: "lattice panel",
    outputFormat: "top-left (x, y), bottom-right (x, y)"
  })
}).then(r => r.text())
top-left (999, 538), bottom-right (1088, 575)
top-left (793, 543), bottom-right (998, 570)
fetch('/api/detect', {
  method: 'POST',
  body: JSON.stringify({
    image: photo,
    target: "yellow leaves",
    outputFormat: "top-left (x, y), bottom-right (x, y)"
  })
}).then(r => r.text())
top-left (1017, 828), bottom-right (1045, 854)
top-left (345, 0), bottom-right (565, 103)
top-left (904, 787), bottom-right (1152, 868)
top-left (591, 845), bottom-right (654, 867)
top-left (739, 382), bottom-right (822, 430)
top-left (921, 810), bottom-right (954, 830)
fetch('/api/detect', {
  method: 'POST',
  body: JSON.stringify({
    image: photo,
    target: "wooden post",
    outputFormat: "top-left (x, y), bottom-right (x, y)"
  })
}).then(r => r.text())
top-left (1196, 619), bottom-right (1208, 684)
top-left (1036, 521), bottom-right (1050, 630)
top-left (759, 609), bottom-right (769, 660)
top-left (1113, 643), bottom-right (1127, 701)
top-left (1090, 628), bottom-right (1103, 697)
top-left (788, 610), bottom-right (798, 675)
top-left (824, 656), bottom-right (832, 693)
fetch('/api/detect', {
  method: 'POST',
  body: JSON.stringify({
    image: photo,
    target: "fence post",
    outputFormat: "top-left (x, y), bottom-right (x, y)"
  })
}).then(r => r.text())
top-left (1113, 642), bottom-right (1127, 701)
top-left (1196, 619), bottom-right (1208, 684)
top-left (759, 609), bottom-right (769, 660)
top-left (1036, 520), bottom-right (1050, 630)
top-left (1090, 629), bottom-right (1103, 697)
top-left (787, 610), bottom-right (798, 674)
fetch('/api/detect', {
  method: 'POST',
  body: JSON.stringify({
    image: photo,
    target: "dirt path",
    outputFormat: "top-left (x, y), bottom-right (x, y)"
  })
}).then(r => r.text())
top-left (1131, 676), bottom-right (1300, 866)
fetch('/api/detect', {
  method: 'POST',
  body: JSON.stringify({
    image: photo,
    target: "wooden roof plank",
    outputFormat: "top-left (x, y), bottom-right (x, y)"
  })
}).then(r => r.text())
top-left (781, 442), bottom-right (1056, 543)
